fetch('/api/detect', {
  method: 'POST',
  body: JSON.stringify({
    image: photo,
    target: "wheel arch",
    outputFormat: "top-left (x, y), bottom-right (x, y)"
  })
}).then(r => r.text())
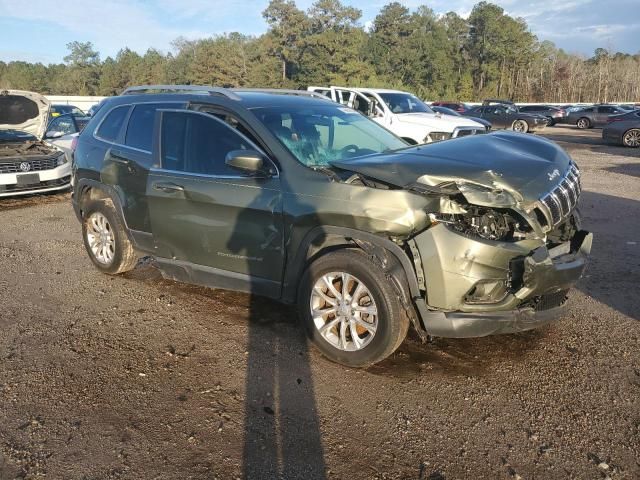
top-left (282, 226), bottom-right (421, 312)
top-left (73, 179), bottom-right (135, 244)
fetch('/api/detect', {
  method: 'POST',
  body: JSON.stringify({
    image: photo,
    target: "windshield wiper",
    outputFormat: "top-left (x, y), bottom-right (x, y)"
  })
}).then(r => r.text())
top-left (311, 165), bottom-right (341, 181)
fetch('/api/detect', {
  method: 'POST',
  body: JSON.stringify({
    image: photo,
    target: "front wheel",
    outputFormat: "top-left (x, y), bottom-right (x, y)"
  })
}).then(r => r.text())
top-left (512, 119), bottom-right (529, 133)
top-left (298, 249), bottom-right (409, 367)
top-left (622, 128), bottom-right (640, 147)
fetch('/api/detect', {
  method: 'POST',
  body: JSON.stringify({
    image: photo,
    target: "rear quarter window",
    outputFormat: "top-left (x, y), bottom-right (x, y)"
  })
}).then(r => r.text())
top-left (125, 103), bottom-right (178, 152)
top-left (96, 105), bottom-right (130, 142)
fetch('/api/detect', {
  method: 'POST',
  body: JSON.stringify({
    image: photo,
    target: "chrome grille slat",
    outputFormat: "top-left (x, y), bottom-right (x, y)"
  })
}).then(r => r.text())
top-left (539, 163), bottom-right (581, 227)
top-left (0, 158), bottom-right (58, 174)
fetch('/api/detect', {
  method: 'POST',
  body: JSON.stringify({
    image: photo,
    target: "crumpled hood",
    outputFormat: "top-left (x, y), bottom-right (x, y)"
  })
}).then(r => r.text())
top-left (330, 130), bottom-right (572, 206)
top-left (0, 89), bottom-right (51, 139)
top-left (396, 112), bottom-right (484, 130)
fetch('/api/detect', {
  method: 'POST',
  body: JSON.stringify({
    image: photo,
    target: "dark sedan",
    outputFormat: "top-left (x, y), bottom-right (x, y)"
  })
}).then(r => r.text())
top-left (432, 106), bottom-right (491, 130)
top-left (518, 105), bottom-right (567, 126)
top-left (567, 105), bottom-right (628, 129)
top-left (463, 104), bottom-right (547, 133)
top-left (602, 110), bottom-right (640, 147)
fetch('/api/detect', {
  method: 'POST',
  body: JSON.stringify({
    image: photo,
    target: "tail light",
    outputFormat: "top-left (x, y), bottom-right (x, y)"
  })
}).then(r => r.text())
top-left (71, 136), bottom-right (79, 151)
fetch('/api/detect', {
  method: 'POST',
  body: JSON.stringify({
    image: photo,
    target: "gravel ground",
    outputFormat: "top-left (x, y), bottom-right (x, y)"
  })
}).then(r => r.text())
top-left (0, 126), bottom-right (638, 480)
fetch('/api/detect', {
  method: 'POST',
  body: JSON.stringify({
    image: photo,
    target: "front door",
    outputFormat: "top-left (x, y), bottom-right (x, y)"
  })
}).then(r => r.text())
top-left (146, 109), bottom-right (284, 295)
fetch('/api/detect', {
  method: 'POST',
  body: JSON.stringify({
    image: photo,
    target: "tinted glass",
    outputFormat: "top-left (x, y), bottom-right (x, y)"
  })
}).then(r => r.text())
top-left (253, 105), bottom-right (407, 167)
top-left (160, 111), bottom-right (253, 175)
top-left (125, 103), bottom-right (176, 151)
top-left (96, 105), bottom-right (130, 142)
top-left (598, 106), bottom-right (615, 113)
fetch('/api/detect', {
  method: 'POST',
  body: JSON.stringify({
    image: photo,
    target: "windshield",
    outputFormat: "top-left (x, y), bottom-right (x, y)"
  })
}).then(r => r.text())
top-left (0, 129), bottom-right (37, 143)
top-left (252, 105), bottom-right (407, 168)
top-left (377, 93), bottom-right (433, 114)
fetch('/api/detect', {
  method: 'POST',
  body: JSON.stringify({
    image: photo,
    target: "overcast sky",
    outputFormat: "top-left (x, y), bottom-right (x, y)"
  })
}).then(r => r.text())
top-left (1, 0), bottom-right (638, 64)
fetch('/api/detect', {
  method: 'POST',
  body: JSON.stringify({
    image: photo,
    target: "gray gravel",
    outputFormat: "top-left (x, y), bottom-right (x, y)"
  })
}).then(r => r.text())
top-left (0, 126), bottom-right (638, 479)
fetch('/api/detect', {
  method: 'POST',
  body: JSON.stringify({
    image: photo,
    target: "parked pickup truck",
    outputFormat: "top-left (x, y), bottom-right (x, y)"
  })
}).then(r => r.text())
top-left (308, 86), bottom-right (487, 144)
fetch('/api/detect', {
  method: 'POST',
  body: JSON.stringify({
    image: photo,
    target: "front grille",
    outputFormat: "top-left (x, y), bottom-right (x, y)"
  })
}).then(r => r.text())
top-left (0, 157), bottom-right (59, 174)
top-left (539, 163), bottom-right (581, 226)
top-left (455, 128), bottom-right (485, 138)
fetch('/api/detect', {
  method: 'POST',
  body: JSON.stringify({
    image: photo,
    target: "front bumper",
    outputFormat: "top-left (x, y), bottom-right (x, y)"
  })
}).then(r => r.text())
top-left (0, 163), bottom-right (71, 197)
top-left (411, 224), bottom-right (592, 337)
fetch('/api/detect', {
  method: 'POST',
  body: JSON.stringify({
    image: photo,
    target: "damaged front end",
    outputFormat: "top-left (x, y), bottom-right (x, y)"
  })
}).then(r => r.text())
top-left (331, 134), bottom-right (592, 338)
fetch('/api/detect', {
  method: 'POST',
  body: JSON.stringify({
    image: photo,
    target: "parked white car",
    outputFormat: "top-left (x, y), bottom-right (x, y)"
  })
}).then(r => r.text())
top-left (43, 113), bottom-right (88, 163)
top-left (0, 90), bottom-right (71, 197)
top-left (308, 86), bottom-right (487, 144)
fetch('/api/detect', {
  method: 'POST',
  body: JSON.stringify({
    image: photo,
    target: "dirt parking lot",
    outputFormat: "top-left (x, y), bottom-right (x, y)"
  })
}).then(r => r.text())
top-left (0, 126), bottom-right (639, 479)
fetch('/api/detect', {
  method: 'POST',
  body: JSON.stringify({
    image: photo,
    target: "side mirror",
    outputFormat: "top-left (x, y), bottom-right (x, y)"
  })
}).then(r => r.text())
top-left (225, 150), bottom-right (270, 176)
top-left (45, 131), bottom-right (64, 139)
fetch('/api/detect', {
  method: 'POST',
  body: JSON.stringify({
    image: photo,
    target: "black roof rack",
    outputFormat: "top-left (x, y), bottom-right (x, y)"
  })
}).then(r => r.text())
top-left (231, 88), bottom-right (330, 100)
top-left (120, 85), bottom-right (242, 100)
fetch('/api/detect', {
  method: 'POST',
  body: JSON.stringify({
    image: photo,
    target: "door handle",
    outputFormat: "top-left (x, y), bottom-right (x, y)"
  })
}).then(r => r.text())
top-left (107, 149), bottom-right (131, 165)
top-left (153, 182), bottom-right (184, 193)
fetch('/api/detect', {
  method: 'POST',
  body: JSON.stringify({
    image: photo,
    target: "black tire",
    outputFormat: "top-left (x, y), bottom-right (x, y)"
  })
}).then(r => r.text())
top-left (576, 117), bottom-right (590, 129)
top-left (298, 249), bottom-right (409, 367)
top-left (81, 199), bottom-right (138, 274)
top-left (512, 119), bottom-right (529, 133)
top-left (546, 116), bottom-right (555, 126)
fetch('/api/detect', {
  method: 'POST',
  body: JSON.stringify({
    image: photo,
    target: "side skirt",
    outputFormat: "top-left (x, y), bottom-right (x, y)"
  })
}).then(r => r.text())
top-left (156, 258), bottom-right (282, 300)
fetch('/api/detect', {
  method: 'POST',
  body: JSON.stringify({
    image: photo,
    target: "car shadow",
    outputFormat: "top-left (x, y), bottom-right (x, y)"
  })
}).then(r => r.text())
top-left (605, 162), bottom-right (640, 178)
top-left (576, 191), bottom-right (640, 321)
top-left (225, 173), bottom-right (327, 480)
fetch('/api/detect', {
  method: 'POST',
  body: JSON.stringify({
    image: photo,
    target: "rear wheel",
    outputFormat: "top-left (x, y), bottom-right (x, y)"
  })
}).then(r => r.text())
top-left (512, 119), bottom-right (529, 133)
top-left (298, 249), bottom-right (409, 367)
top-left (576, 117), bottom-right (590, 129)
top-left (82, 199), bottom-right (138, 274)
top-left (622, 128), bottom-right (640, 147)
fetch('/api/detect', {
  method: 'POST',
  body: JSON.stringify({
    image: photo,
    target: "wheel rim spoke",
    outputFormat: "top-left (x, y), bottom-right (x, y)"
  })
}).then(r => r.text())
top-left (310, 270), bottom-right (378, 352)
top-left (86, 212), bottom-right (115, 265)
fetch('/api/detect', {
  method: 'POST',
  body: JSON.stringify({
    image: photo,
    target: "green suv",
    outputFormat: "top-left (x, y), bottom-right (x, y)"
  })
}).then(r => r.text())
top-left (72, 85), bottom-right (592, 367)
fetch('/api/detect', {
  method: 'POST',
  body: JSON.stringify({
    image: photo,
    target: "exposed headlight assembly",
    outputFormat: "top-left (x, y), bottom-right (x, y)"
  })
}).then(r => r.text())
top-left (431, 207), bottom-right (527, 242)
top-left (425, 132), bottom-right (452, 143)
top-left (456, 182), bottom-right (517, 207)
top-left (56, 151), bottom-right (67, 166)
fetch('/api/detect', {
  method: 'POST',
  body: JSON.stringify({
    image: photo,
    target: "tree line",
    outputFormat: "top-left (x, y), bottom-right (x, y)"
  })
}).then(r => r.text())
top-left (1, 1), bottom-right (638, 103)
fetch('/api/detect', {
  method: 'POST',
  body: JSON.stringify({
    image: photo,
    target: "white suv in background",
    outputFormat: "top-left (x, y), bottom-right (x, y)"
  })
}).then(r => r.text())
top-left (0, 90), bottom-right (70, 197)
top-left (308, 86), bottom-right (486, 144)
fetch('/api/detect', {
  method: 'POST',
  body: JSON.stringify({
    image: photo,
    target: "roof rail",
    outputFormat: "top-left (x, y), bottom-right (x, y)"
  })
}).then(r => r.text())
top-left (231, 88), bottom-right (331, 100)
top-left (120, 85), bottom-right (242, 100)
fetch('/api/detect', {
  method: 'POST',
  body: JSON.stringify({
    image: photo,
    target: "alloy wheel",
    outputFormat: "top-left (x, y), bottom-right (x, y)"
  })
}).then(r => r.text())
top-left (577, 118), bottom-right (589, 129)
top-left (86, 212), bottom-right (115, 265)
top-left (513, 120), bottom-right (527, 133)
top-left (623, 129), bottom-right (640, 147)
top-left (310, 272), bottom-right (378, 352)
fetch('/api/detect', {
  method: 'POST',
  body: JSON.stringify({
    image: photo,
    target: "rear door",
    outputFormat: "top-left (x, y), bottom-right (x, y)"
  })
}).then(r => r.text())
top-left (595, 106), bottom-right (616, 125)
top-left (99, 102), bottom-right (181, 233)
top-left (146, 109), bottom-right (284, 291)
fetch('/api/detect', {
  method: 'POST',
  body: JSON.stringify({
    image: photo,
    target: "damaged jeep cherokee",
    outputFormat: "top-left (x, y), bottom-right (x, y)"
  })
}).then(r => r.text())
top-left (72, 85), bottom-right (592, 367)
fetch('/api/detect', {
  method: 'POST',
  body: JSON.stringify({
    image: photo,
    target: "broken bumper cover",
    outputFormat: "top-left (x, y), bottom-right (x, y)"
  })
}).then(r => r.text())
top-left (412, 224), bottom-right (592, 338)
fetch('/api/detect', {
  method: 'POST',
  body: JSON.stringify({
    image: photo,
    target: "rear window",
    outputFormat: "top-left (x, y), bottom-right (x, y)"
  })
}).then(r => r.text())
top-left (125, 103), bottom-right (177, 152)
top-left (96, 105), bottom-right (130, 142)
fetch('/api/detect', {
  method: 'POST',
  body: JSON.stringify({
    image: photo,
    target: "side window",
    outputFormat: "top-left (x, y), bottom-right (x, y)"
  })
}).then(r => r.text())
top-left (582, 108), bottom-right (594, 113)
top-left (160, 111), bottom-right (253, 176)
top-left (96, 105), bottom-right (130, 142)
top-left (48, 116), bottom-right (76, 135)
top-left (125, 103), bottom-right (177, 151)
